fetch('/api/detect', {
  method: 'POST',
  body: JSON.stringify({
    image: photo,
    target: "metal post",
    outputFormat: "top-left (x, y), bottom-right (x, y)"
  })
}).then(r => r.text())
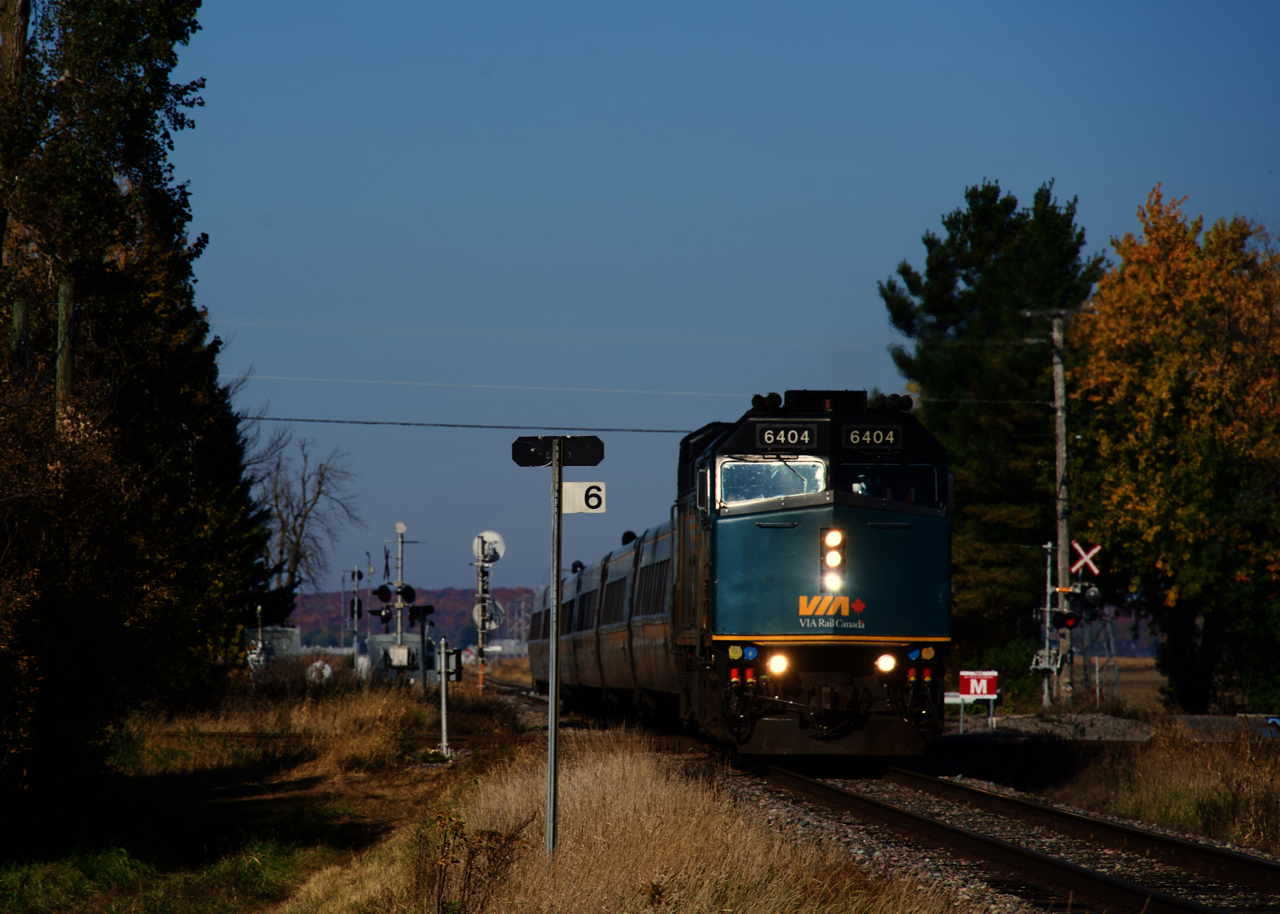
top-left (395, 525), bottom-right (405, 647)
top-left (427, 604), bottom-right (437, 696)
top-left (257, 604), bottom-right (263, 648)
top-left (477, 547), bottom-right (487, 692)
top-left (547, 437), bottom-right (564, 855)
top-left (1052, 316), bottom-right (1072, 698)
top-left (1105, 619), bottom-right (1123, 701)
top-left (1042, 542), bottom-right (1053, 708)
top-left (439, 637), bottom-right (451, 757)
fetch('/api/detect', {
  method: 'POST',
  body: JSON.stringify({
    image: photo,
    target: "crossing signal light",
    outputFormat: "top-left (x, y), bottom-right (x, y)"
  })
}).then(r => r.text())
top-left (408, 604), bottom-right (435, 629)
top-left (1051, 610), bottom-right (1081, 631)
top-left (375, 583), bottom-right (416, 604)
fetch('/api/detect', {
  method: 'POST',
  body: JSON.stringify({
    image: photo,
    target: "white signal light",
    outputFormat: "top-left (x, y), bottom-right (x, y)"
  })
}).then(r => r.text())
top-left (875, 654), bottom-right (897, 673)
top-left (825, 550), bottom-right (842, 568)
top-left (824, 530), bottom-right (843, 548)
top-left (823, 572), bottom-right (842, 591)
top-left (767, 654), bottom-right (788, 675)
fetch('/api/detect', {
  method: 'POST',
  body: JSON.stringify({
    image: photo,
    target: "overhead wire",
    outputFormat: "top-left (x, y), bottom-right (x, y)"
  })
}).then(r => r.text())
top-left (246, 416), bottom-right (692, 433)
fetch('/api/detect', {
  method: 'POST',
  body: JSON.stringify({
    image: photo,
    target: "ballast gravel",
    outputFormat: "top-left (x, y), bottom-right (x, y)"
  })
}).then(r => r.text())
top-left (718, 769), bottom-right (1044, 914)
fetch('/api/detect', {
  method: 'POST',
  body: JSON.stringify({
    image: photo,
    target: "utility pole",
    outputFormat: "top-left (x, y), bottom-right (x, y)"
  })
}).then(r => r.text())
top-left (1022, 308), bottom-right (1075, 702)
top-left (1051, 315), bottom-right (1073, 698)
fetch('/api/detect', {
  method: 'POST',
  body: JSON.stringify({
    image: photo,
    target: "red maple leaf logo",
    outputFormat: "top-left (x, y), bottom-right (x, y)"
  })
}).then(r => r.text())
top-left (851, 598), bottom-right (866, 615)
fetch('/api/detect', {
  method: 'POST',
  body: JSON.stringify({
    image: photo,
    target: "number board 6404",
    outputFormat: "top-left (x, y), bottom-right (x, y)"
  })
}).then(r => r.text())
top-left (756, 424), bottom-right (818, 450)
top-left (842, 425), bottom-right (902, 451)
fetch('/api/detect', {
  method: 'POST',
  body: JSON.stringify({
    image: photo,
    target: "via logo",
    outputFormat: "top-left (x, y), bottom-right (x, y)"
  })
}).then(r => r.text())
top-left (798, 596), bottom-right (867, 617)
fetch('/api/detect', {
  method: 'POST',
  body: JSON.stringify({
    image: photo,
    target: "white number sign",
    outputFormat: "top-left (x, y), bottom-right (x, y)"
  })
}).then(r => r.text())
top-left (563, 482), bottom-right (606, 514)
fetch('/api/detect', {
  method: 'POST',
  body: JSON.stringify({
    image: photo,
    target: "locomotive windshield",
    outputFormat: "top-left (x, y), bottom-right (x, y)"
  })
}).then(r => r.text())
top-left (837, 463), bottom-right (938, 506)
top-left (719, 458), bottom-right (826, 505)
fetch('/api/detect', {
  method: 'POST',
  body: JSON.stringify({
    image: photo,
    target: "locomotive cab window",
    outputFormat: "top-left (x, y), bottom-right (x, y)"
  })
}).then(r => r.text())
top-left (838, 463), bottom-right (938, 506)
top-left (718, 457), bottom-right (826, 505)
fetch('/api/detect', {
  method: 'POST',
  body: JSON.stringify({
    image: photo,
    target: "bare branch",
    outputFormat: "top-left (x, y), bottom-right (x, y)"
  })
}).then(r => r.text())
top-left (257, 438), bottom-right (364, 594)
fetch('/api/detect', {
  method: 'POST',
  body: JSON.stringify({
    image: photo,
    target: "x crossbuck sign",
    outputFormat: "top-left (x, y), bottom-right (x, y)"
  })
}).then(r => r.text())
top-left (1071, 540), bottom-right (1101, 576)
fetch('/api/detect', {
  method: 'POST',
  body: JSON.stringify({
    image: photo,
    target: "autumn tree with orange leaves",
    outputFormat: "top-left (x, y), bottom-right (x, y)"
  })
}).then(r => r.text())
top-left (1072, 187), bottom-right (1280, 712)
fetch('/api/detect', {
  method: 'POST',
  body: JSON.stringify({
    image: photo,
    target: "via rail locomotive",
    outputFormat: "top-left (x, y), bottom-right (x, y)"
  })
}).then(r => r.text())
top-left (528, 389), bottom-right (952, 755)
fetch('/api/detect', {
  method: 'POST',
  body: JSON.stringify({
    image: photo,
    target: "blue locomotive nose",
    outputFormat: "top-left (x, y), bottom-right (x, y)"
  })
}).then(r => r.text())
top-left (712, 504), bottom-right (950, 640)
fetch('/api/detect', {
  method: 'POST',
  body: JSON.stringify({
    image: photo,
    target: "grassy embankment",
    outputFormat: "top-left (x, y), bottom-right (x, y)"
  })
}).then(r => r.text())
top-left (2, 656), bottom-right (964, 914)
top-left (0, 658), bottom-right (520, 914)
top-left (284, 731), bottom-right (962, 914)
top-left (1043, 721), bottom-right (1280, 855)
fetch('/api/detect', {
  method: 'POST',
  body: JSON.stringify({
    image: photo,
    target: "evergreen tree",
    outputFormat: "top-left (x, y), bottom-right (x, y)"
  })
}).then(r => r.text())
top-left (880, 180), bottom-right (1105, 659)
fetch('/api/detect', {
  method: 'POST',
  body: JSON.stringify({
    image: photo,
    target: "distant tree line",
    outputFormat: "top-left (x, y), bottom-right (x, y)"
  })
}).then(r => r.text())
top-left (886, 181), bottom-right (1280, 712)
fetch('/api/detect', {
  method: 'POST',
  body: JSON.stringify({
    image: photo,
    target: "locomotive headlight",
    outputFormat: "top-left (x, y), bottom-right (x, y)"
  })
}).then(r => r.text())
top-left (875, 654), bottom-right (897, 673)
top-left (767, 654), bottom-right (789, 675)
top-left (820, 528), bottom-right (847, 591)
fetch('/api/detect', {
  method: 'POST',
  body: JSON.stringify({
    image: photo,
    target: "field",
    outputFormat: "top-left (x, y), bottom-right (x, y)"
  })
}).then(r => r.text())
top-left (7, 653), bottom-right (1279, 913)
top-left (1068, 656), bottom-right (1167, 710)
top-left (0, 659), bottom-right (958, 914)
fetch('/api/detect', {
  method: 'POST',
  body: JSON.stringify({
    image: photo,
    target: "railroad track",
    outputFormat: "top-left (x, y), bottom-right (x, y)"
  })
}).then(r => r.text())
top-left (768, 766), bottom-right (1280, 914)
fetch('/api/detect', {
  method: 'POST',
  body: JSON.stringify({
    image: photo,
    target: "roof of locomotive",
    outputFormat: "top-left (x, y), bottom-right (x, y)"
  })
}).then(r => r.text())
top-left (677, 389), bottom-right (944, 495)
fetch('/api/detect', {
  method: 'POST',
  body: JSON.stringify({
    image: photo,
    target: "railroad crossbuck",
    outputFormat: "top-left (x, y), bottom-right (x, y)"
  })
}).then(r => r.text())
top-left (1070, 540), bottom-right (1101, 576)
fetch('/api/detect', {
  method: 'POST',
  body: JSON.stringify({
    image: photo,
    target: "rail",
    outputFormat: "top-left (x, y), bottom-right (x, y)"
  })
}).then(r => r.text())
top-left (768, 766), bottom-right (1220, 914)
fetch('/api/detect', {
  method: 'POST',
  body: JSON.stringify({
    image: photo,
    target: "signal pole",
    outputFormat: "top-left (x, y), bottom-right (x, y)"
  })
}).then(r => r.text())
top-left (470, 531), bottom-right (505, 692)
top-left (476, 553), bottom-right (488, 691)
top-left (395, 522), bottom-right (406, 646)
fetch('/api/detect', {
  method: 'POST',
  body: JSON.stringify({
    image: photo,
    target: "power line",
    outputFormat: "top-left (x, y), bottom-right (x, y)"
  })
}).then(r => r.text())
top-left (214, 317), bottom-right (884, 351)
top-left (230, 374), bottom-right (742, 398)
top-left (920, 397), bottom-right (1053, 405)
top-left (246, 416), bottom-right (691, 433)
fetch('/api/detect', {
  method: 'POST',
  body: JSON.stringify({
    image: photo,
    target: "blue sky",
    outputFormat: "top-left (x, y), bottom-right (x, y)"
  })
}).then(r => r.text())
top-left (173, 2), bottom-right (1280, 591)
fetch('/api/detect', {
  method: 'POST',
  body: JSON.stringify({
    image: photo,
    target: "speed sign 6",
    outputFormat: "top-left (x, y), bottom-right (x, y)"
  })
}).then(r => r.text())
top-left (563, 482), bottom-right (606, 514)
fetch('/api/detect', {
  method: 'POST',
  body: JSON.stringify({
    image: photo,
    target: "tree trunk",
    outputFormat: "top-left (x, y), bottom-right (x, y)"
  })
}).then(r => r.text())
top-left (55, 279), bottom-right (73, 427)
top-left (8, 295), bottom-right (25, 364)
top-left (1, 0), bottom-right (31, 363)
top-left (1157, 601), bottom-right (1219, 713)
top-left (0, 0), bottom-right (30, 91)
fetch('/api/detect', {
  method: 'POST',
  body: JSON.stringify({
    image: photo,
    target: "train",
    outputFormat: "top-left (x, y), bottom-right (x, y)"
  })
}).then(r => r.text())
top-left (528, 389), bottom-right (952, 755)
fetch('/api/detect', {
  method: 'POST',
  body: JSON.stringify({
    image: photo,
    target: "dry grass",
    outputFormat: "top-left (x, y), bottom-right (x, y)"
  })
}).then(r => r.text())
top-left (112, 674), bottom-right (522, 779)
top-left (483, 656), bottom-right (533, 689)
top-left (1042, 722), bottom-right (1280, 854)
top-left (283, 732), bottom-right (966, 914)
